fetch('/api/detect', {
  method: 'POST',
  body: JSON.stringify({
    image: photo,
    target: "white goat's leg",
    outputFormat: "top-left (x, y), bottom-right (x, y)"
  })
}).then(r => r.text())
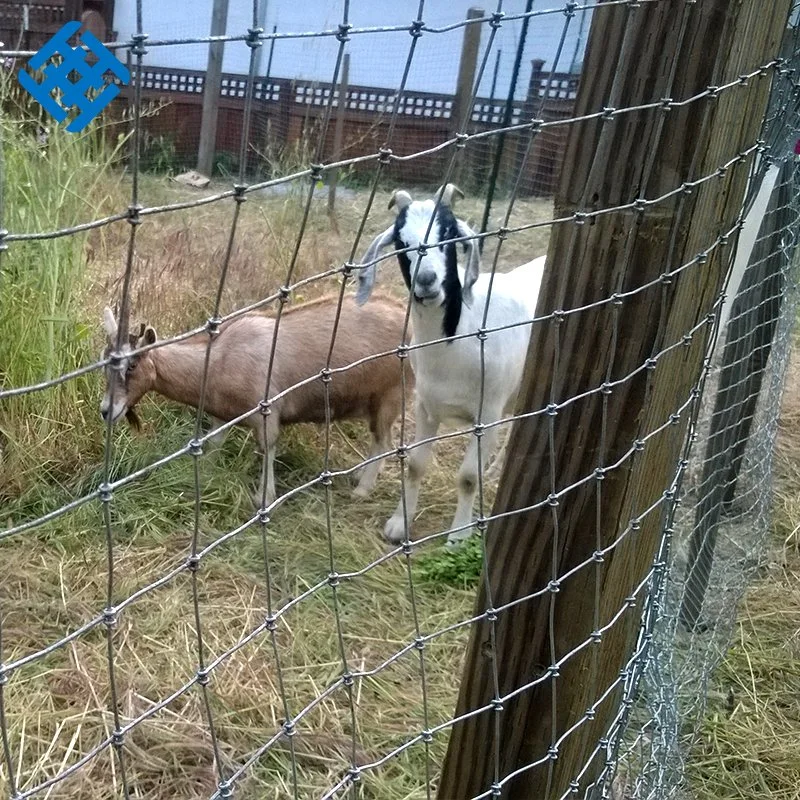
top-left (485, 424), bottom-right (510, 482)
top-left (383, 401), bottom-right (439, 544)
top-left (446, 418), bottom-right (502, 548)
top-left (354, 391), bottom-right (401, 498)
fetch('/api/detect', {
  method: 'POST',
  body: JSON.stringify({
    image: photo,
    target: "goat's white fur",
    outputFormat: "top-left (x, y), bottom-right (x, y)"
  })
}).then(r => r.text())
top-left (357, 184), bottom-right (545, 547)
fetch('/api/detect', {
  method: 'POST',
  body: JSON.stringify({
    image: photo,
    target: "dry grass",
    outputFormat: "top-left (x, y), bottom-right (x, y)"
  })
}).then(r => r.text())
top-left (0, 172), bottom-right (551, 799)
top-left (685, 348), bottom-right (800, 800)
top-left (5, 158), bottom-right (799, 799)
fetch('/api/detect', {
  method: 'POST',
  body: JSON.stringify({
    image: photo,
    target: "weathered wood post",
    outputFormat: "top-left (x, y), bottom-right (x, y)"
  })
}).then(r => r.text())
top-left (451, 7), bottom-right (484, 188)
top-left (197, 0), bottom-right (230, 177)
top-left (437, 1), bottom-right (791, 798)
top-left (327, 52), bottom-right (350, 218)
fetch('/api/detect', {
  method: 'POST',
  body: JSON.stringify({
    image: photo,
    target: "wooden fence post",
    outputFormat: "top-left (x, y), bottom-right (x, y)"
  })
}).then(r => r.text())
top-left (478, 0), bottom-right (534, 246)
top-left (512, 58), bottom-right (545, 196)
top-left (327, 52), bottom-right (349, 218)
top-left (197, 0), bottom-right (230, 178)
top-left (436, 2), bottom-right (791, 798)
top-left (451, 7), bottom-right (484, 187)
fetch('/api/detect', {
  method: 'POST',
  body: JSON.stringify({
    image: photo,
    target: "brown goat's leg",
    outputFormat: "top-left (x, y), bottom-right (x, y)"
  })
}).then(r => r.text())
top-left (354, 393), bottom-right (400, 498)
top-left (205, 416), bottom-right (228, 453)
top-left (252, 415), bottom-right (279, 509)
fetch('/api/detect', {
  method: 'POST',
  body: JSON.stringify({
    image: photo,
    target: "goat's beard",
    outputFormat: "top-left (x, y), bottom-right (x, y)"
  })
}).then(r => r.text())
top-left (125, 407), bottom-right (142, 431)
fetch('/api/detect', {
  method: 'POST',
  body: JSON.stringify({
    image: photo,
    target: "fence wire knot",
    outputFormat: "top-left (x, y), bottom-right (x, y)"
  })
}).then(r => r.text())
top-left (246, 26), bottom-right (263, 49)
top-left (127, 203), bottom-right (142, 226)
top-left (336, 23), bottom-right (352, 43)
top-left (489, 11), bottom-right (504, 28)
top-left (129, 32), bottom-right (148, 56)
top-left (216, 781), bottom-right (234, 799)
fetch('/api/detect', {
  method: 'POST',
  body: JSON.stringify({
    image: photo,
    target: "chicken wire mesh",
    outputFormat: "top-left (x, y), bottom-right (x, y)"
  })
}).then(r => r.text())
top-left (0, 1), bottom-right (798, 799)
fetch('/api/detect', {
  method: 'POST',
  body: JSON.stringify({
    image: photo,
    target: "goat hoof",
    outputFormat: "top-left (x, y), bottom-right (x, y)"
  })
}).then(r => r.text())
top-left (383, 516), bottom-right (409, 544)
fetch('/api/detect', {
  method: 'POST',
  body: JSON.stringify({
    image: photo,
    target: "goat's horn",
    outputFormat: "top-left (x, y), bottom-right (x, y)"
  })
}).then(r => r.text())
top-left (388, 189), bottom-right (413, 211)
top-left (117, 297), bottom-right (131, 349)
top-left (434, 183), bottom-right (465, 207)
top-left (102, 306), bottom-right (118, 340)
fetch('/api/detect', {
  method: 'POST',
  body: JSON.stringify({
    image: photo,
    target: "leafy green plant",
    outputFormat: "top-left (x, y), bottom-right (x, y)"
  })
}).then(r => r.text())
top-left (141, 131), bottom-right (180, 175)
top-left (414, 534), bottom-right (484, 589)
top-left (213, 149), bottom-right (240, 178)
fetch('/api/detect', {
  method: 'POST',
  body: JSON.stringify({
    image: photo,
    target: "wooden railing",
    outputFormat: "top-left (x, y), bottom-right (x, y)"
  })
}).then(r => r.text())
top-left (124, 63), bottom-right (579, 126)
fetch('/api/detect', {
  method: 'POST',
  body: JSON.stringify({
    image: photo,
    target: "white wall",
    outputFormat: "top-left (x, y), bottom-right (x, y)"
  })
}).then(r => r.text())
top-left (113, 0), bottom-right (591, 98)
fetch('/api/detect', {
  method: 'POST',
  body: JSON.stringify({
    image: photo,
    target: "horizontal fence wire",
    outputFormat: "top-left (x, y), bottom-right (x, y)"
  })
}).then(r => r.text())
top-left (0, 1), bottom-right (799, 799)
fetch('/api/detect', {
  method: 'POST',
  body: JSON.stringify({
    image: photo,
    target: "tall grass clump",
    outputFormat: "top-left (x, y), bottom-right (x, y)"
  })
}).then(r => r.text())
top-left (0, 71), bottom-right (129, 500)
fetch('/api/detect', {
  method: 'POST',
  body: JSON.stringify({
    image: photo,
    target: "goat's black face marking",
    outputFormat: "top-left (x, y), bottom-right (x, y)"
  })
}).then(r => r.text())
top-left (392, 204), bottom-right (463, 340)
top-left (437, 207), bottom-right (463, 340)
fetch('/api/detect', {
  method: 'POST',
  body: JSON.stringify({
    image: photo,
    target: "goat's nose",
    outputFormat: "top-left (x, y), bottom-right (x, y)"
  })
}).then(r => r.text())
top-left (417, 270), bottom-right (436, 287)
top-left (100, 406), bottom-right (109, 421)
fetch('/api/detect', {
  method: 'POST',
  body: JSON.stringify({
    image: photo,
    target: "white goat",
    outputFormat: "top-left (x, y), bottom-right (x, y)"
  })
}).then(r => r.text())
top-left (100, 294), bottom-right (412, 507)
top-left (356, 184), bottom-right (545, 546)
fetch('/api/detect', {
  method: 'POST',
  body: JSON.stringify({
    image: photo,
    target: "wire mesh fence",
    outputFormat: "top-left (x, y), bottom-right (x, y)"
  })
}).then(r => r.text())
top-left (0, 1), bottom-right (799, 799)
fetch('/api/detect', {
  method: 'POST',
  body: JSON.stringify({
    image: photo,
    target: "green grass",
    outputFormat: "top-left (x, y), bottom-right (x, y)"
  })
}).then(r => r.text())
top-left (0, 73), bottom-right (130, 498)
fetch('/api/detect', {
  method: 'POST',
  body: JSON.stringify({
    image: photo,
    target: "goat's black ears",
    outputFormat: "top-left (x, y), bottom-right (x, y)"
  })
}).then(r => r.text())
top-left (142, 326), bottom-right (157, 346)
top-left (388, 189), bottom-right (413, 212)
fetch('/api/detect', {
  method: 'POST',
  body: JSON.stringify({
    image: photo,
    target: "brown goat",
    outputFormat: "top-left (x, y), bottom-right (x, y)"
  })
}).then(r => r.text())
top-left (100, 293), bottom-right (412, 506)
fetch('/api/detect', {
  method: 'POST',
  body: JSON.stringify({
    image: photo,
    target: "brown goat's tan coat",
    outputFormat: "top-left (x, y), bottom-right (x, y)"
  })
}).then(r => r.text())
top-left (101, 293), bottom-right (412, 506)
